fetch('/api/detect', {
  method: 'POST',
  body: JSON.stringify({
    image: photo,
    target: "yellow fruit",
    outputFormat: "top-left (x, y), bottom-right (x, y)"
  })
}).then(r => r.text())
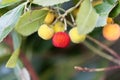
top-left (52, 21), bottom-right (65, 33)
top-left (44, 12), bottom-right (55, 24)
top-left (38, 24), bottom-right (54, 40)
top-left (69, 27), bottom-right (86, 43)
top-left (103, 24), bottom-right (120, 41)
top-left (107, 17), bottom-right (114, 24)
top-left (72, 8), bottom-right (79, 17)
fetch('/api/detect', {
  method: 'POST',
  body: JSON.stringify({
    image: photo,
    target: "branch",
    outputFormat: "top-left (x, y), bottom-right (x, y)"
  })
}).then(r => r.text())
top-left (87, 35), bottom-right (120, 60)
top-left (83, 41), bottom-right (120, 65)
top-left (74, 66), bottom-right (120, 72)
top-left (52, 0), bottom-right (83, 24)
top-left (61, 0), bottom-right (83, 18)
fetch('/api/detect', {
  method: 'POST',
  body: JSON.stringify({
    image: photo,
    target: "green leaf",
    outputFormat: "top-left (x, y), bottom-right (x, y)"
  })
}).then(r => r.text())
top-left (11, 31), bottom-right (22, 50)
top-left (0, 3), bottom-right (24, 43)
top-left (6, 48), bottom-right (20, 68)
top-left (33, 0), bottom-right (70, 6)
top-left (15, 10), bottom-right (48, 36)
top-left (95, 15), bottom-right (107, 27)
top-left (92, 0), bottom-right (103, 6)
top-left (6, 31), bottom-right (22, 68)
top-left (76, 0), bottom-right (99, 34)
top-left (0, 0), bottom-right (21, 8)
top-left (109, 2), bottom-right (120, 17)
top-left (95, 0), bottom-right (117, 27)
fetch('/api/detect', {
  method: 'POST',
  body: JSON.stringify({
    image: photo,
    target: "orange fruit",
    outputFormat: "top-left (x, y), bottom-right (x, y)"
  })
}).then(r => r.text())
top-left (102, 24), bottom-right (120, 41)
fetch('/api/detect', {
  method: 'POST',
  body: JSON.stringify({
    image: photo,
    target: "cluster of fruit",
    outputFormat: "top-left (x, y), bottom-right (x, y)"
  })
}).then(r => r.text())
top-left (37, 8), bottom-right (120, 48)
top-left (37, 10), bottom-right (86, 48)
top-left (102, 18), bottom-right (120, 41)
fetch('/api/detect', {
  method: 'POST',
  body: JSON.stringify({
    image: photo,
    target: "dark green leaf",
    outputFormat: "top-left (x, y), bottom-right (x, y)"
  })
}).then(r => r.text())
top-left (109, 2), bottom-right (120, 17)
top-left (15, 10), bottom-right (48, 36)
top-left (95, 0), bottom-right (117, 27)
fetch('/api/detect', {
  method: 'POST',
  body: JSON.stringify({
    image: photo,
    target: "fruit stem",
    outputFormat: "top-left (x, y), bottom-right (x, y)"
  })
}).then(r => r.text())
top-left (87, 35), bottom-right (120, 60)
top-left (66, 20), bottom-right (75, 27)
top-left (70, 13), bottom-right (76, 26)
top-left (61, 0), bottom-right (83, 18)
top-left (53, 0), bottom-right (83, 24)
top-left (64, 18), bottom-right (67, 30)
top-left (83, 41), bottom-right (120, 65)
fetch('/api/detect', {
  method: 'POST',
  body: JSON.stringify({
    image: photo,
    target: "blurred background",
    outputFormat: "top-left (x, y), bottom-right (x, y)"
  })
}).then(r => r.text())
top-left (1, 27), bottom-right (120, 80)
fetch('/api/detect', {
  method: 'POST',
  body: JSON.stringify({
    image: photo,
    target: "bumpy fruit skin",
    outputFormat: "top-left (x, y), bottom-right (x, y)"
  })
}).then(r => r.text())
top-left (107, 17), bottom-right (114, 24)
top-left (44, 12), bottom-right (55, 24)
top-left (103, 24), bottom-right (120, 41)
top-left (52, 32), bottom-right (70, 48)
top-left (38, 24), bottom-right (54, 40)
top-left (69, 27), bottom-right (86, 43)
top-left (53, 21), bottom-right (65, 33)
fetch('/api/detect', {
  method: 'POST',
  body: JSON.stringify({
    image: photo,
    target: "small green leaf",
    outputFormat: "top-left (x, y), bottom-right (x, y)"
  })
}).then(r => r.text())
top-left (109, 2), bottom-right (120, 17)
top-left (15, 10), bottom-right (48, 36)
top-left (0, 3), bottom-right (24, 43)
top-left (33, 0), bottom-right (70, 6)
top-left (95, 0), bottom-right (117, 27)
top-left (5, 31), bottom-right (22, 68)
top-left (76, 0), bottom-right (99, 34)
top-left (6, 48), bottom-right (20, 68)
top-left (0, 0), bottom-right (21, 8)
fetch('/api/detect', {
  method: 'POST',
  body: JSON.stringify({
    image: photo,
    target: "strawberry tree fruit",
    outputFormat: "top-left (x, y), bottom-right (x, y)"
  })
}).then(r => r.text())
top-left (102, 24), bottom-right (120, 41)
top-left (52, 21), bottom-right (65, 33)
top-left (44, 11), bottom-right (55, 24)
top-left (72, 8), bottom-right (79, 17)
top-left (69, 27), bottom-right (86, 43)
top-left (38, 24), bottom-right (54, 40)
top-left (52, 32), bottom-right (70, 48)
top-left (107, 17), bottom-right (114, 24)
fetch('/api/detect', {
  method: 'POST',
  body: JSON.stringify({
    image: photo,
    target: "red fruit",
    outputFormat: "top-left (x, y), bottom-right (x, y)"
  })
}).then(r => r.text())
top-left (52, 32), bottom-right (70, 48)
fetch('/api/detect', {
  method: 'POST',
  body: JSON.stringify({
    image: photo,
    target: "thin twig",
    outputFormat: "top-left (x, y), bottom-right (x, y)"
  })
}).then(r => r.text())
top-left (61, 0), bottom-right (83, 18)
top-left (66, 20), bottom-right (75, 27)
top-left (74, 66), bottom-right (120, 72)
top-left (53, 0), bottom-right (83, 24)
top-left (83, 41), bottom-right (120, 65)
top-left (87, 35), bottom-right (120, 60)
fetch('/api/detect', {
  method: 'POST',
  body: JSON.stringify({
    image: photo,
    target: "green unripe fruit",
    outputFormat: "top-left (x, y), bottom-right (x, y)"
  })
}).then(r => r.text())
top-left (69, 27), bottom-right (86, 43)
